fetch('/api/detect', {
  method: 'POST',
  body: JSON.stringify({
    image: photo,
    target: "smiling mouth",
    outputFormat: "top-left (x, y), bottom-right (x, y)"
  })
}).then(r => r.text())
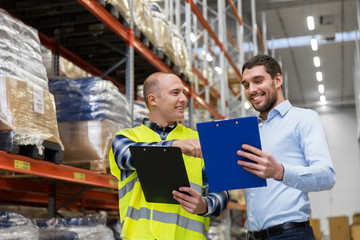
top-left (251, 94), bottom-right (264, 102)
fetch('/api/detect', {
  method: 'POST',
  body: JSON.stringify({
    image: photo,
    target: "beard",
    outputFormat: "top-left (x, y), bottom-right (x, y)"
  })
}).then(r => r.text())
top-left (251, 86), bottom-right (278, 114)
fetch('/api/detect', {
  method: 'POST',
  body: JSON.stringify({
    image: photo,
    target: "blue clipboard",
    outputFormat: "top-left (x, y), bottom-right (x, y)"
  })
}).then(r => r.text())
top-left (196, 116), bottom-right (267, 192)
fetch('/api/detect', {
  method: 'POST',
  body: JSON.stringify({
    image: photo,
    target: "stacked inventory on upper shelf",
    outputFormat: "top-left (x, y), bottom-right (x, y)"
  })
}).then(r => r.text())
top-left (0, 9), bottom-right (63, 163)
top-left (49, 76), bottom-right (132, 172)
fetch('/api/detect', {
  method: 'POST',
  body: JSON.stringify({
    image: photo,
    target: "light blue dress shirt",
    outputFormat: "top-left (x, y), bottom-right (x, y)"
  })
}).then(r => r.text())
top-left (245, 100), bottom-right (336, 231)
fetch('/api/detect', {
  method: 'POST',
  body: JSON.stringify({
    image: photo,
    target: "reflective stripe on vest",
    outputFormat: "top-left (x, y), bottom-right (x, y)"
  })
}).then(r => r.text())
top-left (126, 206), bottom-right (207, 236)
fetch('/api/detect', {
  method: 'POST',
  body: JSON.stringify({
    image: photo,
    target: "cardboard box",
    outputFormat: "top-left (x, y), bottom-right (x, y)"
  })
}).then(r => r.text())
top-left (59, 119), bottom-right (122, 172)
top-left (310, 218), bottom-right (322, 240)
top-left (352, 224), bottom-right (360, 240)
top-left (328, 216), bottom-right (350, 240)
top-left (353, 213), bottom-right (360, 225)
top-left (0, 76), bottom-right (62, 147)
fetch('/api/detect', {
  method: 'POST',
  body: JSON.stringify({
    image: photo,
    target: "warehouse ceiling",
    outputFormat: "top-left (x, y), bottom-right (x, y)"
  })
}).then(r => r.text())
top-left (0, 0), bottom-right (357, 111)
top-left (226, 0), bottom-right (357, 108)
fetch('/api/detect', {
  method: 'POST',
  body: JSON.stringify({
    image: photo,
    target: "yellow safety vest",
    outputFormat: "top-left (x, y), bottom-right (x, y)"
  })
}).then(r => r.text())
top-left (109, 124), bottom-right (209, 240)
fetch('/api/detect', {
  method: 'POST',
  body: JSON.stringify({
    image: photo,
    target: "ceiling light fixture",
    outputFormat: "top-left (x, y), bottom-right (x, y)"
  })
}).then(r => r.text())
top-left (318, 84), bottom-right (324, 94)
top-left (307, 16), bottom-right (315, 30)
top-left (320, 95), bottom-right (326, 103)
top-left (316, 71), bottom-right (323, 81)
top-left (215, 66), bottom-right (222, 75)
top-left (206, 53), bottom-right (213, 62)
top-left (313, 56), bottom-right (321, 67)
top-left (244, 101), bottom-right (251, 110)
top-left (190, 32), bottom-right (197, 43)
top-left (311, 38), bottom-right (318, 51)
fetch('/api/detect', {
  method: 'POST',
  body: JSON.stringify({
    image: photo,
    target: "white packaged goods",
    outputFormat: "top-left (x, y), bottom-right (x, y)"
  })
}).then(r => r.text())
top-left (0, 76), bottom-right (63, 151)
top-left (0, 9), bottom-right (49, 90)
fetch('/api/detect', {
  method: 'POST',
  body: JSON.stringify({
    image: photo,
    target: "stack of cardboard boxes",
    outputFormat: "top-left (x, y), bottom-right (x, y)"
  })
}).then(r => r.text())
top-left (352, 213), bottom-right (360, 240)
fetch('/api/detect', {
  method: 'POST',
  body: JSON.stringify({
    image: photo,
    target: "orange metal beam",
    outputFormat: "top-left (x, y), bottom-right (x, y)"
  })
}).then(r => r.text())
top-left (186, 0), bottom-right (242, 79)
top-left (226, 29), bottom-right (239, 51)
top-left (228, 0), bottom-right (267, 53)
top-left (192, 66), bottom-right (221, 99)
top-left (228, 0), bottom-right (243, 26)
top-left (38, 32), bottom-right (126, 93)
top-left (257, 26), bottom-right (268, 53)
top-left (0, 190), bottom-right (118, 211)
top-left (186, 0), bottom-right (223, 50)
top-left (77, 0), bottom-right (171, 73)
top-left (0, 151), bottom-right (118, 189)
top-left (77, 0), bottom-right (223, 119)
top-left (0, 177), bottom-right (118, 202)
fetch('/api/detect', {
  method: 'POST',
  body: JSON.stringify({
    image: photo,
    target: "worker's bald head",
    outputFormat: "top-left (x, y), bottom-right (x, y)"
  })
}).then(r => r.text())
top-left (143, 72), bottom-right (173, 108)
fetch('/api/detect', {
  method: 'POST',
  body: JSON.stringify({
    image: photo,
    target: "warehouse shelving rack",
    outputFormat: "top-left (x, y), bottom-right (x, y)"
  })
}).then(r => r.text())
top-left (0, 0), bottom-right (268, 230)
top-left (0, 151), bottom-right (118, 217)
top-left (0, 0), bottom-right (223, 217)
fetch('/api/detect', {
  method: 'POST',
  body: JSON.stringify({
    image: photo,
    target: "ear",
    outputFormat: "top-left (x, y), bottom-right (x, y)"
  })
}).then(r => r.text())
top-left (274, 73), bottom-right (283, 89)
top-left (148, 94), bottom-right (157, 106)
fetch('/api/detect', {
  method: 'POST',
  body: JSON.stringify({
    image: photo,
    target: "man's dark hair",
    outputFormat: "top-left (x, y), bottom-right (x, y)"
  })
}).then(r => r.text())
top-left (242, 54), bottom-right (283, 79)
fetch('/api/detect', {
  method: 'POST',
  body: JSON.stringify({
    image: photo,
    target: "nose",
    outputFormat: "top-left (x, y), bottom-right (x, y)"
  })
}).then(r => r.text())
top-left (248, 82), bottom-right (257, 94)
top-left (179, 92), bottom-right (188, 103)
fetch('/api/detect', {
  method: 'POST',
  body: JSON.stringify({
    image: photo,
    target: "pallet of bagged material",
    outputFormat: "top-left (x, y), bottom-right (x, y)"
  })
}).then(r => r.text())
top-left (64, 160), bottom-right (109, 174)
top-left (0, 131), bottom-right (63, 164)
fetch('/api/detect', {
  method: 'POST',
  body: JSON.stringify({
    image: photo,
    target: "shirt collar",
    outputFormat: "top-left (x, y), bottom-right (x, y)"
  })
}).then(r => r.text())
top-left (258, 100), bottom-right (292, 123)
top-left (142, 118), bottom-right (177, 132)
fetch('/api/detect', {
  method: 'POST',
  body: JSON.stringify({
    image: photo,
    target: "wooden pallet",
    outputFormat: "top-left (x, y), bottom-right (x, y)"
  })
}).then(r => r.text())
top-left (64, 160), bottom-right (110, 174)
top-left (0, 131), bottom-right (63, 164)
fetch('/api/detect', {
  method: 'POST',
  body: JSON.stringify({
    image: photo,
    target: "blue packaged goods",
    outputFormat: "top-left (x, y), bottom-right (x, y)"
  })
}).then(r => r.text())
top-left (0, 211), bottom-right (39, 239)
top-left (49, 77), bottom-right (131, 124)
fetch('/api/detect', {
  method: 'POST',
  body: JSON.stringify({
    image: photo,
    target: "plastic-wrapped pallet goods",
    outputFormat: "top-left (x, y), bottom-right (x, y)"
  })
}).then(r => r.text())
top-left (106, 0), bottom-right (155, 44)
top-left (49, 77), bottom-right (131, 172)
top-left (0, 9), bottom-right (63, 162)
top-left (0, 9), bottom-right (49, 90)
top-left (149, 2), bottom-right (170, 51)
top-left (58, 119), bottom-right (122, 172)
top-left (105, 0), bottom-right (130, 23)
top-left (133, 100), bottom-right (149, 127)
top-left (0, 76), bottom-right (63, 162)
top-left (35, 214), bottom-right (115, 240)
top-left (0, 211), bottom-right (39, 240)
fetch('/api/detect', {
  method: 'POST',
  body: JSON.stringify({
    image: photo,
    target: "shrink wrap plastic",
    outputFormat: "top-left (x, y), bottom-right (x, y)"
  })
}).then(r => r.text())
top-left (105, 1), bottom-right (191, 77)
top-left (35, 214), bottom-right (115, 240)
top-left (0, 76), bottom-right (63, 150)
top-left (49, 77), bottom-right (131, 124)
top-left (49, 77), bottom-right (131, 171)
top-left (0, 211), bottom-right (39, 240)
top-left (58, 119), bottom-right (124, 172)
top-left (0, 9), bottom-right (48, 90)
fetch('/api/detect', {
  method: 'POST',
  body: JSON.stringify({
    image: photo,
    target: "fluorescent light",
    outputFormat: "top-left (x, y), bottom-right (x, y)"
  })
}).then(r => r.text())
top-left (190, 32), bottom-right (196, 43)
top-left (307, 16), bottom-right (315, 30)
top-left (311, 38), bottom-right (318, 51)
top-left (206, 53), bottom-right (213, 62)
top-left (318, 84), bottom-right (324, 93)
top-left (320, 95), bottom-right (326, 103)
top-left (313, 56), bottom-right (321, 67)
top-left (316, 71), bottom-right (323, 81)
top-left (244, 101), bottom-right (251, 110)
top-left (215, 66), bottom-right (222, 75)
